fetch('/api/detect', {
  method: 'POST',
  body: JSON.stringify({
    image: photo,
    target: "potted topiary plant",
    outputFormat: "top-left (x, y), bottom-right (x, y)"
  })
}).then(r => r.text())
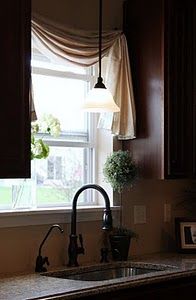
top-left (109, 226), bottom-right (138, 261)
top-left (103, 150), bottom-right (138, 261)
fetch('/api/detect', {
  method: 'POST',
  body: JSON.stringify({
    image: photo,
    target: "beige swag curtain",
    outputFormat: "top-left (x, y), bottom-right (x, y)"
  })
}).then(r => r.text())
top-left (32, 14), bottom-right (136, 140)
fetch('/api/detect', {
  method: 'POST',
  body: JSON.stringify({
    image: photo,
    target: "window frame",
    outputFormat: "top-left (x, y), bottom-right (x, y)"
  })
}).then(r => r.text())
top-left (31, 56), bottom-right (99, 208)
top-left (0, 51), bottom-right (115, 221)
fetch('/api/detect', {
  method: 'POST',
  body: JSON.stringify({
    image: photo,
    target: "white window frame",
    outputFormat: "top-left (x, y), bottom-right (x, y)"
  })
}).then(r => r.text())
top-left (32, 57), bottom-right (99, 207)
top-left (0, 53), bottom-right (117, 227)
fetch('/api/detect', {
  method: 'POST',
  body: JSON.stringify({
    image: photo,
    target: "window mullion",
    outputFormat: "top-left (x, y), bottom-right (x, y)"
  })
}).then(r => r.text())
top-left (32, 66), bottom-right (93, 82)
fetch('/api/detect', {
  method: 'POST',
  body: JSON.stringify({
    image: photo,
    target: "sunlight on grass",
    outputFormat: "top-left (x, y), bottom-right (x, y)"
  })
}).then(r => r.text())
top-left (0, 186), bottom-right (73, 207)
top-left (0, 187), bottom-right (12, 206)
top-left (37, 187), bottom-right (71, 205)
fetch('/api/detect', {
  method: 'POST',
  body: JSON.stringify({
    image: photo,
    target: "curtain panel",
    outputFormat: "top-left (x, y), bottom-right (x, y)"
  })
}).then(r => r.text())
top-left (31, 14), bottom-right (136, 140)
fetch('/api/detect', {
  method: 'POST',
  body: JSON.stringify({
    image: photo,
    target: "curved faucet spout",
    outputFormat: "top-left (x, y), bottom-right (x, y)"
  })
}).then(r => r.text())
top-left (68, 184), bottom-right (113, 267)
top-left (35, 224), bottom-right (64, 272)
top-left (71, 184), bottom-right (113, 235)
top-left (39, 224), bottom-right (63, 256)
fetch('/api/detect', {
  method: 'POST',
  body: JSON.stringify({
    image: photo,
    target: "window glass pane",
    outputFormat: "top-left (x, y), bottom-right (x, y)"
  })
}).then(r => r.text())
top-left (32, 48), bottom-right (88, 75)
top-left (0, 180), bottom-right (12, 209)
top-left (0, 179), bottom-right (33, 210)
top-left (35, 146), bottom-right (90, 207)
top-left (0, 48), bottom-right (97, 212)
top-left (32, 74), bottom-right (88, 134)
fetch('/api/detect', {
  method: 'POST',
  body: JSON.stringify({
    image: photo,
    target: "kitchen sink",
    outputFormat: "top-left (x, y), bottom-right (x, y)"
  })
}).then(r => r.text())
top-left (42, 262), bottom-right (170, 282)
top-left (47, 266), bottom-right (158, 281)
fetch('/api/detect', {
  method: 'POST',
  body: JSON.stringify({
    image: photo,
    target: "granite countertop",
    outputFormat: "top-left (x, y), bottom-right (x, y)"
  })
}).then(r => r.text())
top-left (1, 253), bottom-right (196, 300)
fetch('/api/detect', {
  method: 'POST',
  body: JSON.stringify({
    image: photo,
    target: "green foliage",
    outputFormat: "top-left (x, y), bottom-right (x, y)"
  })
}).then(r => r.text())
top-left (31, 114), bottom-right (61, 160)
top-left (31, 136), bottom-right (50, 160)
top-left (103, 150), bottom-right (138, 192)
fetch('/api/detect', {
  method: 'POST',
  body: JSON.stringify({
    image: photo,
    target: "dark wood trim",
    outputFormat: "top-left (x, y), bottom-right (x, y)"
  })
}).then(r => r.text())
top-left (123, 0), bottom-right (196, 179)
top-left (0, 0), bottom-right (31, 178)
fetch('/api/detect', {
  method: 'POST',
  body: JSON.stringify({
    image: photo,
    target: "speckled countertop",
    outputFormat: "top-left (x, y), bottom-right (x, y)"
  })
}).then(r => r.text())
top-left (1, 253), bottom-right (196, 300)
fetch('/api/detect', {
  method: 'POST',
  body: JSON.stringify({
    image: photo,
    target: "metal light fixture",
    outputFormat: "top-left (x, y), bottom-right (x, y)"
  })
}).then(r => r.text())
top-left (82, 0), bottom-right (120, 113)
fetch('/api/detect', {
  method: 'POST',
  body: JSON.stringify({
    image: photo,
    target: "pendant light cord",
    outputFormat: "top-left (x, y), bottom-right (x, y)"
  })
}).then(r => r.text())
top-left (95, 0), bottom-right (105, 88)
top-left (98, 0), bottom-right (102, 79)
top-left (84, 0), bottom-right (120, 111)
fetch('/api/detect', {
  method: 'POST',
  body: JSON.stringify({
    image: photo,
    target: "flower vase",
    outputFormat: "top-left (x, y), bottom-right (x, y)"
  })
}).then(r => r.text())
top-left (12, 161), bottom-right (36, 209)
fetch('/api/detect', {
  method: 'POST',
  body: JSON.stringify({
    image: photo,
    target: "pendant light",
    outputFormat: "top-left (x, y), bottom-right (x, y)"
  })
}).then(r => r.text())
top-left (82, 0), bottom-right (120, 113)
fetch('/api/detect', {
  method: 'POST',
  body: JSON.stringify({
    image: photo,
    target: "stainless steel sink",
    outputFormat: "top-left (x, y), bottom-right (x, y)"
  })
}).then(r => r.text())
top-left (57, 267), bottom-right (158, 281)
top-left (42, 263), bottom-right (167, 282)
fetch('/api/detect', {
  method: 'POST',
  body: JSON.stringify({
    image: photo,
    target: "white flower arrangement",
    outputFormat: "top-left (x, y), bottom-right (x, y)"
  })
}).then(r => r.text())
top-left (31, 114), bottom-right (61, 160)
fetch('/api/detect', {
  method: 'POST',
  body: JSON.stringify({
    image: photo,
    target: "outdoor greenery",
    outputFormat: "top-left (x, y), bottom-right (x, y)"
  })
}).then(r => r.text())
top-left (0, 186), bottom-right (72, 206)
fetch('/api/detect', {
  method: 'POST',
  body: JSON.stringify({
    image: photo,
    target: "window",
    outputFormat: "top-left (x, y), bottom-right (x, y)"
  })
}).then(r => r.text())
top-left (0, 48), bottom-right (99, 210)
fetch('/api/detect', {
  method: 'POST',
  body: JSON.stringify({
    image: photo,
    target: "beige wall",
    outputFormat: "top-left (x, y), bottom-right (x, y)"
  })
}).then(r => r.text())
top-left (124, 179), bottom-right (190, 257)
top-left (0, 179), bottom-right (190, 276)
top-left (0, 221), bottom-right (105, 276)
top-left (0, 0), bottom-right (192, 276)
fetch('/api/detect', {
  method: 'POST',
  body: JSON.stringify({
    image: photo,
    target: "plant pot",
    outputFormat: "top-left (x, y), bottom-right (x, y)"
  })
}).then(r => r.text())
top-left (109, 235), bottom-right (131, 261)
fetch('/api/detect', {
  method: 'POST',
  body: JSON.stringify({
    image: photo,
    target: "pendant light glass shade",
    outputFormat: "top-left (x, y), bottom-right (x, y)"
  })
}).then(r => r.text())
top-left (83, 87), bottom-right (120, 113)
top-left (82, 0), bottom-right (120, 113)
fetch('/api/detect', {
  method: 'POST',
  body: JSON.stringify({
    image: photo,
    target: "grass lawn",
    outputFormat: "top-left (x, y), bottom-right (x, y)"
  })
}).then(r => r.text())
top-left (37, 187), bottom-right (71, 204)
top-left (0, 187), bottom-right (12, 205)
top-left (0, 186), bottom-right (72, 207)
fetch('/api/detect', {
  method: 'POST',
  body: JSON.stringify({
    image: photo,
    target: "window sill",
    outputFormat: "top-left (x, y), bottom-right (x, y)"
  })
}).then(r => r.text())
top-left (0, 206), bottom-right (119, 228)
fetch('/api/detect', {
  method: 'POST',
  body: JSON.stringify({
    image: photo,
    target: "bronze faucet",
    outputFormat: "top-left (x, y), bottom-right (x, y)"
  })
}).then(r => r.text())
top-left (35, 224), bottom-right (64, 272)
top-left (68, 184), bottom-right (113, 267)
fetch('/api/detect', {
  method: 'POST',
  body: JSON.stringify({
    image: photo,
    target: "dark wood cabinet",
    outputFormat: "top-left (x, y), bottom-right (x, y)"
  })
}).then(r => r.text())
top-left (0, 0), bottom-right (31, 178)
top-left (80, 276), bottom-right (196, 300)
top-left (123, 0), bottom-right (196, 179)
